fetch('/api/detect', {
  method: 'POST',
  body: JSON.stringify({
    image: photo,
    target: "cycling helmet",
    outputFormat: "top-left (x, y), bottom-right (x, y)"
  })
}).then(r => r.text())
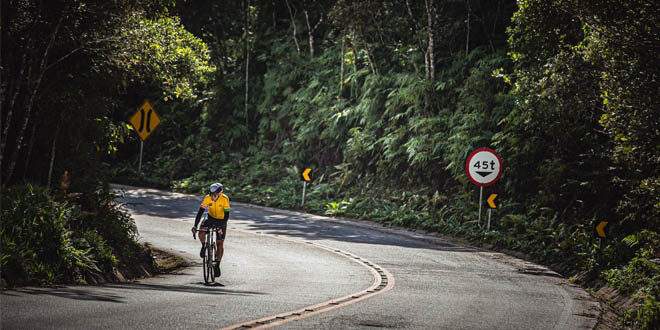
top-left (209, 182), bottom-right (223, 194)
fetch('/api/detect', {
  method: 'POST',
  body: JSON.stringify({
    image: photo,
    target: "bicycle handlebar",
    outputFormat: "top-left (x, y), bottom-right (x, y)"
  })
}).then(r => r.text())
top-left (196, 226), bottom-right (223, 232)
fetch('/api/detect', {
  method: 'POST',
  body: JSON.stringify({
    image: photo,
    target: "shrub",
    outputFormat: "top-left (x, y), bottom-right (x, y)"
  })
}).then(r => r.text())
top-left (1, 184), bottom-right (146, 286)
top-left (1, 185), bottom-right (93, 285)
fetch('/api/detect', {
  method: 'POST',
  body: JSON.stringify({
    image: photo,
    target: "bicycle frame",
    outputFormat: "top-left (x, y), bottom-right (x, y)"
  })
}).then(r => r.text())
top-left (199, 225), bottom-right (220, 284)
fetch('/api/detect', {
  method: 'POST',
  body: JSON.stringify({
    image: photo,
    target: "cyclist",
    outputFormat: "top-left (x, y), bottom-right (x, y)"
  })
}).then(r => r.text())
top-left (192, 182), bottom-right (230, 277)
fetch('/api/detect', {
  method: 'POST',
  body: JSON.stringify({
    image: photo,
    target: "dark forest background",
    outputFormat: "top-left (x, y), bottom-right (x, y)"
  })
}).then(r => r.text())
top-left (1, 1), bottom-right (658, 327)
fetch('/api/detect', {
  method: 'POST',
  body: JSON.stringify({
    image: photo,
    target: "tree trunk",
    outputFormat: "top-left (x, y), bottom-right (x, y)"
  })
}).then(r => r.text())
top-left (272, 0), bottom-right (277, 27)
top-left (47, 124), bottom-right (61, 189)
top-left (404, 0), bottom-right (423, 77)
top-left (465, 0), bottom-right (471, 56)
top-left (285, 0), bottom-right (300, 53)
top-left (245, 0), bottom-right (250, 127)
top-left (211, 4), bottom-right (228, 75)
top-left (0, 0), bottom-right (3, 191)
top-left (340, 38), bottom-right (345, 96)
top-left (304, 10), bottom-right (314, 57)
top-left (351, 30), bottom-right (358, 74)
top-left (214, 26), bottom-right (228, 75)
top-left (23, 119), bottom-right (38, 181)
top-left (426, 0), bottom-right (436, 81)
top-left (478, 4), bottom-right (497, 53)
top-left (366, 46), bottom-right (378, 76)
top-left (6, 16), bottom-right (63, 184)
top-left (1, 55), bottom-right (27, 159)
top-left (350, 29), bottom-right (359, 97)
top-left (304, 10), bottom-right (323, 58)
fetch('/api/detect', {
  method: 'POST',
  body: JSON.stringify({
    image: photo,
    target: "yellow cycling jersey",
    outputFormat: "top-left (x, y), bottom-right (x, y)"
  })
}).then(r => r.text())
top-left (200, 193), bottom-right (230, 220)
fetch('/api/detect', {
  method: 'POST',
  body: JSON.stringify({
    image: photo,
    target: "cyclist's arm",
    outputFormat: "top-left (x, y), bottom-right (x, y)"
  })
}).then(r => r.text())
top-left (222, 195), bottom-right (230, 221)
top-left (193, 207), bottom-right (205, 228)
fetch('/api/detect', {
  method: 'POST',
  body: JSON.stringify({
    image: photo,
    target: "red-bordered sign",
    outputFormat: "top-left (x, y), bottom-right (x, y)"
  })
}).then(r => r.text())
top-left (465, 148), bottom-right (503, 186)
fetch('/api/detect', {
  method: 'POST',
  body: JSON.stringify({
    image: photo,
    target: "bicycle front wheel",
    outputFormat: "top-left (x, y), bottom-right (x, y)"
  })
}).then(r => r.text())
top-left (203, 249), bottom-right (211, 284)
top-left (208, 240), bottom-right (216, 282)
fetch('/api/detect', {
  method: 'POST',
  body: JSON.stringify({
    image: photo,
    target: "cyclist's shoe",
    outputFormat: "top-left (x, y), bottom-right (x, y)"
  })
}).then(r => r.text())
top-left (214, 263), bottom-right (221, 277)
top-left (199, 244), bottom-right (206, 258)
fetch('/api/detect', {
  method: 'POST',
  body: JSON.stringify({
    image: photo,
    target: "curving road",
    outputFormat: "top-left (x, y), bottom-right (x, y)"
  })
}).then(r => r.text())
top-left (1, 185), bottom-right (599, 329)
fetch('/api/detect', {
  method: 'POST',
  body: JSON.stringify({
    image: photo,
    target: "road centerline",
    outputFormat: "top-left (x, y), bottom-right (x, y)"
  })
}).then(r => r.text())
top-left (221, 228), bottom-right (395, 329)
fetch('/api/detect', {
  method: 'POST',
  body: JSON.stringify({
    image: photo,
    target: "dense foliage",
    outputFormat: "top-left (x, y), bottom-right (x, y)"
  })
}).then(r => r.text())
top-left (0, 0), bottom-right (211, 285)
top-left (0, 183), bottom-right (149, 285)
top-left (2, 0), bottom-right (658, 327)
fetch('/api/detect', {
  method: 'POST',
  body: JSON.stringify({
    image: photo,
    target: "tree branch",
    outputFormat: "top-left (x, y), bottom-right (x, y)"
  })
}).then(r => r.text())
top-left (285, 0), bottom-right (301, 53)
top-left (44, 36), bottom-right (121, 73)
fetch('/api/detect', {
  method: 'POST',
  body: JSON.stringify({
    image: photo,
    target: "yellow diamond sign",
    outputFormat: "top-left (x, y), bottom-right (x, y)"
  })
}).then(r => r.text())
top-left (129, 100), bottom-right (161, 141)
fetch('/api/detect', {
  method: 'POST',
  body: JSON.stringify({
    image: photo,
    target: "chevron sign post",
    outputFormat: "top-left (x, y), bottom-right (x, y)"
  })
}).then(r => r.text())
top-left (300, 167), bottom-right (312, 207)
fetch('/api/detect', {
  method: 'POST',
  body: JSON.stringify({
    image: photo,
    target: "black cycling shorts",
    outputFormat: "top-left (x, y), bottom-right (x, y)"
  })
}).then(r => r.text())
top-left (200, 217), bottom-right (228, 240)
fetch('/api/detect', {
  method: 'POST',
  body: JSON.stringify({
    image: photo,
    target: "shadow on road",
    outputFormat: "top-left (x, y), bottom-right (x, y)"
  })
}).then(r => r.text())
top-left (109, 282), bottom-right (264, 297)
top-left (230, 207), bottom-right (477, 253)
top-left (114, 185), bottom-right (200, 219)
top-left (0, 287), bottom-right (126, 303)
top-left (0, 282), bottom-right (265, 304)
top-left (114, 185), bottom-right (477, 253)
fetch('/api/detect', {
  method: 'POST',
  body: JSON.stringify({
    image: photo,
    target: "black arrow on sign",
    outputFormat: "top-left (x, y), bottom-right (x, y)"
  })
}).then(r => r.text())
top-left (138, 109), bottom-right (145, 132)
top-left (476, 171), bottom-right (493, 177)
top-left (146, 109), bottom-right (153, 132)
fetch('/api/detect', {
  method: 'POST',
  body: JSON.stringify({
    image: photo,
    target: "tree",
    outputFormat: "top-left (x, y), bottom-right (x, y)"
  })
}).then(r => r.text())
top-left (0, 0), bottom-right (213, 188)
top-left (557, 0), bottom-right (660, 227)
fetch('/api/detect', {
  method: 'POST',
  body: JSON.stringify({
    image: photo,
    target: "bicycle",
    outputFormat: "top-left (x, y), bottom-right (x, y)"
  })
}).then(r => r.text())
top-left (194, 221), bottom-right (222, 284)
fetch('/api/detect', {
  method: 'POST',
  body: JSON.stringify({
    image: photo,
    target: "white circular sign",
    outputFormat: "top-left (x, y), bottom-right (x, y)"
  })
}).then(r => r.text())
top-left (465, 148), bottom-right (503, 186)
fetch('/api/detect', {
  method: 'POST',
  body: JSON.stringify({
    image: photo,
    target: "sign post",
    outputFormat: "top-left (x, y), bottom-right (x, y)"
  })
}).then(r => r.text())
top-left (301, 167), bottom-right (311, 206)
top-left (479, 186), bottom-right (484, 225)
top-left (129, 100), bottom-right (161, 175)
top-left (138, 141), bottom-right (144, 174)
top-left (487, 194), bottom-right (497, 231)
top-left (466, 148), bottom-right (503, 227)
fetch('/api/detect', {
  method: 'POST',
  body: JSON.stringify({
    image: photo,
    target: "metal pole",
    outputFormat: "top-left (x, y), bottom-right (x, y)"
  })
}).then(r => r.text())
top-left (487, 209), bottom-right (492, 231)
top-left (302, 181), bottom-right (307, 207)
top-left (138, 141), bottom-right (144, 175)
top-left (478, 186), bottom-right (483, 226)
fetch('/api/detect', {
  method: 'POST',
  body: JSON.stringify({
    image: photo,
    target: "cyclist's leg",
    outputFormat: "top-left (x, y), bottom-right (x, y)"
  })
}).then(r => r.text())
top-left (216, 219), bottom-right (228, 264)
top-left (199, 226), bottom-right (208, 258)
top-left (199, 228), bottom-right (207, 243)
top-left (211, 231), bottom-right (221, 277)
top-left (199, 216), bottom-right (209, 244)
top-left (209, 234), bottom-right (217, 279)
top-left (216, 237), bottom-right (224, 263)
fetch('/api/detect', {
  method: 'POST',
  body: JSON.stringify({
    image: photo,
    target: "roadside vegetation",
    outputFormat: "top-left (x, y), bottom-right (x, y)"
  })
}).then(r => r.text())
top-left (0, 184), bottom-right (152, 286)
top-left (1, 1), bottom-right (211, 286)
top-left (2, 1), bottom-right (658, 328)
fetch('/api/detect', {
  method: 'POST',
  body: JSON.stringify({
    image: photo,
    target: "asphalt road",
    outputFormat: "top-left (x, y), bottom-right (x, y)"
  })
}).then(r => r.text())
top-left (1, 185), bottom-right (600, 329)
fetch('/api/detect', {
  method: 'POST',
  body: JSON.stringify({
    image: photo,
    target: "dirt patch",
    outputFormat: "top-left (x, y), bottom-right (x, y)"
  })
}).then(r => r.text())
top-left (589, 286), bottom-right (638, 330)
top-left (150, 248), bottom-right (189, 273)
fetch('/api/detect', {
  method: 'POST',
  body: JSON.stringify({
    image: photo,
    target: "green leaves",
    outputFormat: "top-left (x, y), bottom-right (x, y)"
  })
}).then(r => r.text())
top-left (505, 2), bottom-right (660, 326)
top-left (114, 13), bottom-right (216, 101)
top-left (0, 184), bottom-right (140, 286)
